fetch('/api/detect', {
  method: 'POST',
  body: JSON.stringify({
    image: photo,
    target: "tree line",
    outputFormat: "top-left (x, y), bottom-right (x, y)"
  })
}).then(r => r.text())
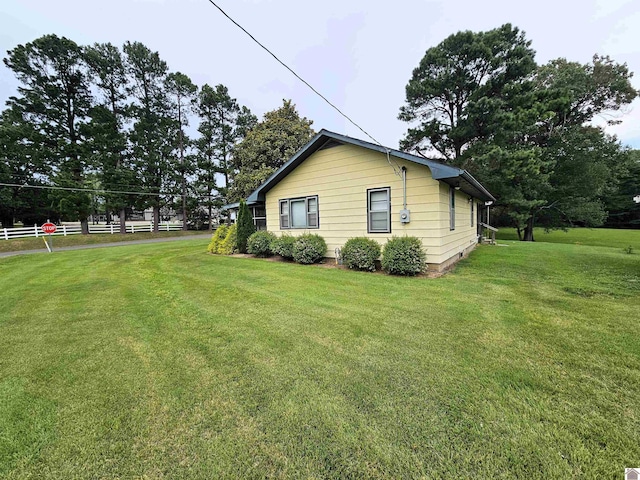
top-left (0, 34), bottom-right (315, 232)
top-left (2, 27), bottom-right (639, 238)
top-left (398, 24), bottom-right (640, 239)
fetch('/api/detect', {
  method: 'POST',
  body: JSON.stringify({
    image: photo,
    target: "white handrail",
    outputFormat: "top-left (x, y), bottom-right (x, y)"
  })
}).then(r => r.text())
top-left (479, 222), bottom-right (498, 232)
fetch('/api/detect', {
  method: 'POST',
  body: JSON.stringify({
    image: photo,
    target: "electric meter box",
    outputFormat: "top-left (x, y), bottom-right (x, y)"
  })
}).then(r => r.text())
top-left (400, 209), bottom-right (410, 223)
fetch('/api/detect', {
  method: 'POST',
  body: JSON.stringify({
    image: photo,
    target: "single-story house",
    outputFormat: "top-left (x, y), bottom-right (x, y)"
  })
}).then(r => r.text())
top-left (230, 129), bottom-right (496, 271)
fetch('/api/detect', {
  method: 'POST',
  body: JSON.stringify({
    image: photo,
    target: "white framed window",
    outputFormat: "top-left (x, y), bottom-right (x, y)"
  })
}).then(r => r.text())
top-left (450, 186), bottom-right (455, 231)
top-left (470, 198), bottom-right (474, 227)
top-left (253, 206), bottom-right (267, 231)
top-left (279, 200), bottom-right (289, 229)
top-left (367, 187), bottom-right (391, 233)
top-left (279, 196), bottom-right (319, 229)
top-left (307, 197), bottom-right (318, 228)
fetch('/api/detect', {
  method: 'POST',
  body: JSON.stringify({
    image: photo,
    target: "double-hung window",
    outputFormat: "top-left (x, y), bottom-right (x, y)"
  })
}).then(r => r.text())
top-left (470, 198), bottom-right (474, 227)
top-left (449, 186), bottom-right (456, 231)
top-left (279, 196), bottom-right (318, 229)
top-left (253, 206), bottom-right (267, 230)
top-left (367, 187), bottom-right (391, 233)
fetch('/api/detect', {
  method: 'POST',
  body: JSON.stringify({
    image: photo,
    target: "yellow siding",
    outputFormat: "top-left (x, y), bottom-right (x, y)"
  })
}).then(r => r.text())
top-left (433, 183), bottom-right (479, 265)
top-left (265, 144), bottom-right (480, 266)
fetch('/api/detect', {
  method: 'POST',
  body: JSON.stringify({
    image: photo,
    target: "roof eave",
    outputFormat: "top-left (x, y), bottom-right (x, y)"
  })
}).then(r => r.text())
top-left (221, 199), bottom-right (260, 210)
top-left (246, 130), bottom-right (331, 202)
top-left (439, 172), bottom-right (495, 202)
top-left (243, 128), bottom-right (496, 203)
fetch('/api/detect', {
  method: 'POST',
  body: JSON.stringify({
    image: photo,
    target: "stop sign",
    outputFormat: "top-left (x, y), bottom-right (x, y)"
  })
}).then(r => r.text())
top-left (41, 223), bottom-right (57, 234)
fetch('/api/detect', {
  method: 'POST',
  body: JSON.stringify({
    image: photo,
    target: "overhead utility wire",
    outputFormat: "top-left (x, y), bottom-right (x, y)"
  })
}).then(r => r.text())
top-left (1, 171), bottom-right (165, 192)
top-left (0, 182), bottom-right (224, 199)
top-left (204, 0), bottom-right (389, 151)
top-left (0, 182), bottom-right (177, 197)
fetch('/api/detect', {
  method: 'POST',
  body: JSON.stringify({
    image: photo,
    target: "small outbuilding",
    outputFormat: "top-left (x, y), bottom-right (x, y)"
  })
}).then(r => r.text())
top-left (233, 129), bottom-right (496, 271)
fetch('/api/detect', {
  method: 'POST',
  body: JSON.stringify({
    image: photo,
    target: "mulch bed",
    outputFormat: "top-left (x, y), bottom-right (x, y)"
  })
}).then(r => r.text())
top-left (226, 253), bottom-right (447, 278)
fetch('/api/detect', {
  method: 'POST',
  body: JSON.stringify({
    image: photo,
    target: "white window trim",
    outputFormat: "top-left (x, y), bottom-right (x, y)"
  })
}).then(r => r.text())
top-left (470, 198), bottom-right (474, 227)
top-left (367, 187), bottom-right (391, 234)
top-left (450, 186), bottom-right (456, 231)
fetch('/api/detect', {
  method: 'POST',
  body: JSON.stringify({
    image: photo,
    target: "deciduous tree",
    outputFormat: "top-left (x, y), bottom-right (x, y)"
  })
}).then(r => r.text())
top-left (399, 26), bottom-right (638, 240)
top-left (230, 100), bottom-right (314, 201)
top-left (510, 56), bottom-right (637, 239)
top-left (602, 150), bottom-right (640, 228)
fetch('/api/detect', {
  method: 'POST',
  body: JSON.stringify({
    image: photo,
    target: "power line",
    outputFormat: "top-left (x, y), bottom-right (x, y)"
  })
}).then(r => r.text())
top-left (0, 182), bottom-right (226, 200)
top-left (0, 182), bottom-right (178, 197)
top-left (1, 172), bottom-right (166, 192)
top-left (204, 0), bottom-right (386, 148)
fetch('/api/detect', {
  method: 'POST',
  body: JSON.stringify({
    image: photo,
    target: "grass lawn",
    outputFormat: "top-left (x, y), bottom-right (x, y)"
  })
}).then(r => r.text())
top-left (0, 236), bottom-right (639, 478)
top-left (0, 230), bottom-right (205, 253)
top-left (496, 226), bottom-right (640, 250)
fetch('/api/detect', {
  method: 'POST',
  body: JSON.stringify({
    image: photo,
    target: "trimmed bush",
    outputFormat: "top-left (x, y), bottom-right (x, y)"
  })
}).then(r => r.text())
top-left (236, 200), bottom-right (255, 254)
top-left (247, 231), bottom-right (276, 257)
top-left (293, 234), bottom-right (327, 264)
top-left (218, 223), bottom-right (238, 255)
top-left (381, 236), bottom-right (426, 276)
top-left (271, 234), bottom-right (296, 260)
top-left (207, 224), bottom-right (229, 254)
top-left (341, 237), bottom-right (381, 272)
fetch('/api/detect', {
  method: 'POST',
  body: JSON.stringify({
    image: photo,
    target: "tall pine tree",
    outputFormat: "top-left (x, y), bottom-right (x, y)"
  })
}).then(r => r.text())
top-left (4, 34), bottom-right (94, 232)
top-left (193, 84), bottom-right (256, 226)
top-left (165, 72), bottom-right (197, 230)
top-left (124, 41), bottom-right (173, 232)
top-left (85, 42), bottom-right (135, 233)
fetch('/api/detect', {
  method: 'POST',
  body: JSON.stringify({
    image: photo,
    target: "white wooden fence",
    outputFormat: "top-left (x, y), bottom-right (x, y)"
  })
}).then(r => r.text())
top-left (2, 222), bottom-right (184, 240)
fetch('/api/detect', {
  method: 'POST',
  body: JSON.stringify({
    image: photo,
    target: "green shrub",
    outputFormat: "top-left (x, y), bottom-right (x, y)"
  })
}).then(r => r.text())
top-left (207, 224), bottom-right (229, 254)
top-left (271, 234), bottom-right (296, 260)
top-left (341, 237), bottom-right (381, 271)
top-left (236, 200), bottom-right (255, 254)
top-left (293, 234), bottom-right (327, 264)
top-left (624, 245), bottom-right (634, 254)
top-left (218, 223), bottom-right (238, 255)
top-left (247, 231), bottom-right (276, 257)
top-left (381, 236), bottom-right (426, 275)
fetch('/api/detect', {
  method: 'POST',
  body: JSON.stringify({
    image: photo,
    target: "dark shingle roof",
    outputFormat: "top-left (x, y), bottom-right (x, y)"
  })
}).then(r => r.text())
top-left (244, 129), bottom-right (495, 203)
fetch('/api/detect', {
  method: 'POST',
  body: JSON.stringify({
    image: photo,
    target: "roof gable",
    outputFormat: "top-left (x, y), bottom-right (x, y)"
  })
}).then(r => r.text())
top-left (246, 129), bottom-right (495, 203)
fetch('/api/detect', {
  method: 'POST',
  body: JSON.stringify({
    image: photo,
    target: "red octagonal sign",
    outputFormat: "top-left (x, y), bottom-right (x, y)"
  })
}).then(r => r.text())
top-left (41, 222), bottom-right (57, 234)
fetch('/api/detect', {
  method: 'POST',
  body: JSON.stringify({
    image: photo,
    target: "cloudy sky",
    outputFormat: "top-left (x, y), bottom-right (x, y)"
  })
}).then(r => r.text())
top-left (1, 0), bottom-right (639, 149)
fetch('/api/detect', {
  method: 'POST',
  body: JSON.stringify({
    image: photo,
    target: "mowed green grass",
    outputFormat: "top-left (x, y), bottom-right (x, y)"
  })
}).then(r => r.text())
top-left (0, 230), bottom-right (204, 253)
top-left (0, 237), bottom-right (639, 478)
top-left (497, 227), bottom-right (640, 250)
